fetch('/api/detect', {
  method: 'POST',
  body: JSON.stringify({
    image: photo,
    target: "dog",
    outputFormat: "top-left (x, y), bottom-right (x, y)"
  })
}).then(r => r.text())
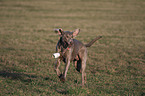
top-left (54, 28), bottom-right (102, 86)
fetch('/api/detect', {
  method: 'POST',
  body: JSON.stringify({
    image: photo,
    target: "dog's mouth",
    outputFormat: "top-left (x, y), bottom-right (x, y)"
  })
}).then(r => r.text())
top-left (62, 37), bottom-right (72, 45)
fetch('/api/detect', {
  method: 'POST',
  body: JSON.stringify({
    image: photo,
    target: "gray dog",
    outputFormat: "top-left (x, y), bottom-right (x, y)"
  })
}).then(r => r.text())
top-left (54, 28), bottom-right (102, 86)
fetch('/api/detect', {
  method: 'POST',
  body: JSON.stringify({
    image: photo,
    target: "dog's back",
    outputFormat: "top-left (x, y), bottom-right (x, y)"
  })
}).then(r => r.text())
top-left (70, 39), bottom-right (84, 61)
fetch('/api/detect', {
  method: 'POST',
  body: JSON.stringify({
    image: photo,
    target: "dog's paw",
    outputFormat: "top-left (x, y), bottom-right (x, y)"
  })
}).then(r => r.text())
top-left (59, 74), bottom-right (65, 83)
top-left (60, 77), bottom-right (65, 83)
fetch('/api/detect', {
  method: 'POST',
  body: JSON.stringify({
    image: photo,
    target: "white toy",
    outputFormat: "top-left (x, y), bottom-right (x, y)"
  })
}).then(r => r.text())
top-left (53, 53), bottom-right (60, 58)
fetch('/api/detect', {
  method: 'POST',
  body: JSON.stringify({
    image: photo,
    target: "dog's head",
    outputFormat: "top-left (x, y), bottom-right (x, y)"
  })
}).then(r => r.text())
top-left (55, 28), bottom-right (80, 44)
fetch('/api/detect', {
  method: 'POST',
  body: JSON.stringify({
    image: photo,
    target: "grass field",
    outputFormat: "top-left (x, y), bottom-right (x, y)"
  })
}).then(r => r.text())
top-left (0, 0), bottom-right (145, 95)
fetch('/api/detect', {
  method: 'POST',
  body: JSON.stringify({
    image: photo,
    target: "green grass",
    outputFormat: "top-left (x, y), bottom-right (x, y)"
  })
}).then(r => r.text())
top-left (0, 0), bottom-right (145, 95)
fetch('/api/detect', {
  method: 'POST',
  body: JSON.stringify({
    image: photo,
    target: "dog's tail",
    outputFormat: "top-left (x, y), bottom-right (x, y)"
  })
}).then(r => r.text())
top-left (85, 36), bottom-right (102, 47)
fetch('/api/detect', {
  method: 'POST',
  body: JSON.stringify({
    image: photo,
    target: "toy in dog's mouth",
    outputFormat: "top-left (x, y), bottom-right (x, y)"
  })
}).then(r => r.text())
top-left (52, 53), bottom-right (60, 58)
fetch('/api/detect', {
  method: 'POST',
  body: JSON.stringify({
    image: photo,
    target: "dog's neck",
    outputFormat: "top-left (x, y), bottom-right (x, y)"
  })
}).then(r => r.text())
top-left (58, 37), bottom-right (73, 58)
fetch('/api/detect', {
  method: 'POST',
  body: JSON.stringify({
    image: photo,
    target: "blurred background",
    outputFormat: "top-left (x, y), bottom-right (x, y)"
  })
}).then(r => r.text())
top-left (0, 0), bottom-right (144, 95)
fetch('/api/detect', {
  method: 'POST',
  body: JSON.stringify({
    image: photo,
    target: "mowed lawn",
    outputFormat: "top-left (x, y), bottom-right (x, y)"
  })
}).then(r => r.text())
top-left (0, 0), bottom-right (145, 95)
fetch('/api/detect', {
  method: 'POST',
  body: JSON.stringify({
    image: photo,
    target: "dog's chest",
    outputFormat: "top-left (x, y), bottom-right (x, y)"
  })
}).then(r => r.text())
top-left (57, 39), bottom-right (84, 61)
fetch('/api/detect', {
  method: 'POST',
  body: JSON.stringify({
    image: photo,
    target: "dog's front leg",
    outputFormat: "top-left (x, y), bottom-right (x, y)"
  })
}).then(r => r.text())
top-left (60, 59), bottom-right (71, 82)
top-left (64, 58), bottom-right (71, 77)
top-left (60, 51), bottom-right (72, 82)
top-left (54, 59), bottom-right (61, 77)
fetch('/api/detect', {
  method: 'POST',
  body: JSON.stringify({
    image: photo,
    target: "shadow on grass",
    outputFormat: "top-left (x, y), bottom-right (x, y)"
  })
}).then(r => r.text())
top-left (50, 80), bottom-right (70, 95)
top-left (141, 93), bottom-right (145, 96)
top-left (54, 84), bottom-right (70, 95)
top-left (56, 89), bottom-right (69, 95)
top-left (0, 70), bottom-right (37, 83)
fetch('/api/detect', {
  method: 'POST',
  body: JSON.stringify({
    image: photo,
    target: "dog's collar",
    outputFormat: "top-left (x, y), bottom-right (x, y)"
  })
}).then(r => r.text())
top-left (61, 40), bottom-right (73, 56)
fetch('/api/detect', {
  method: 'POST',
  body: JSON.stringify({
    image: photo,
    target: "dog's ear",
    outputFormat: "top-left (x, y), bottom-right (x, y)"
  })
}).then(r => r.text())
top-left (54, 28), bottom-right (63, 36)
top-left (73, 29), bottom-right (80, 37)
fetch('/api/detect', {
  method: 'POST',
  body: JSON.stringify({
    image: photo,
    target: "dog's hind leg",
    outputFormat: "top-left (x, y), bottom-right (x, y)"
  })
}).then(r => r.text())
top-left (81, 59), bottom-right (87, 86)
top-left (79, 47), bottom-right (87, 86)
top-left (76, 59), bottom-right (82, 73)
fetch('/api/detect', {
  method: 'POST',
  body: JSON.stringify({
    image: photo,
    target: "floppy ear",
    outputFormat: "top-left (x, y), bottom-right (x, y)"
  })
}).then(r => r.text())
top-left (73, 29), bottom-right (80, 37)
top-left (54, 28), bottom-right (63, 36)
